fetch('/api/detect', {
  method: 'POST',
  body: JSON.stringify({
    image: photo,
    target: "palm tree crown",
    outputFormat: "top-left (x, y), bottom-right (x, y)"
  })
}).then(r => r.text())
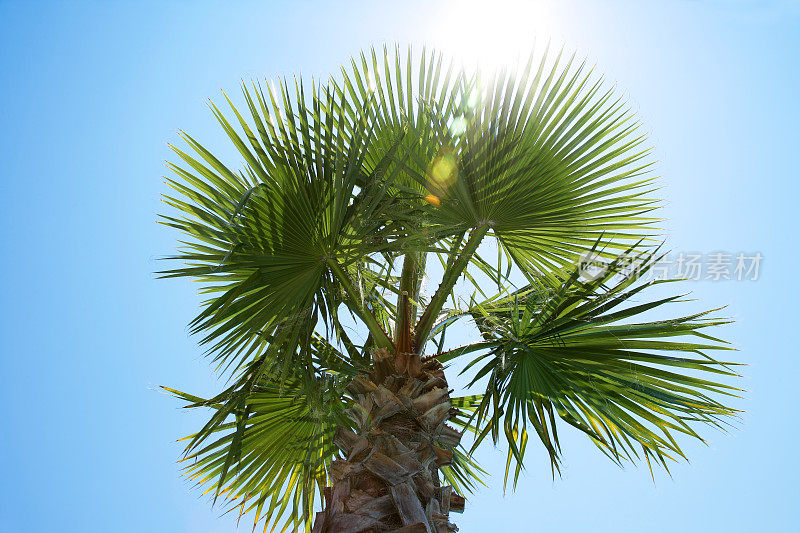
top-left (160, 45), bottom-right (739, 532)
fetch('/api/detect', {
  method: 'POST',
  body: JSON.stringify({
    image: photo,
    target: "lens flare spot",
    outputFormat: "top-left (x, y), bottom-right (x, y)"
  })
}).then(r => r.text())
top-left (428, 147), bottom-right (458, 194)
top-left (449, 115), bottom-right (468, 136)
top-left (424, 194), bottom-right (441, 206)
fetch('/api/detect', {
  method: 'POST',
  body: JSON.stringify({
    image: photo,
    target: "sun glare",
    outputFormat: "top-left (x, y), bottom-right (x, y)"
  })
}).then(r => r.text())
top-left (433, 0), bottom-right (556, 75)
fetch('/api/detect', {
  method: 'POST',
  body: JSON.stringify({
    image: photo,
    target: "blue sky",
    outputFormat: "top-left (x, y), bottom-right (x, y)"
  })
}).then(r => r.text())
top-left (1, 1), bottom-right (798, 531)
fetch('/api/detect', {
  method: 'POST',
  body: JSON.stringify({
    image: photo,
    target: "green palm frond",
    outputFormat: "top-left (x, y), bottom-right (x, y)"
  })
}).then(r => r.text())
top-left (454, 47), bottom-right (660, 277)
top-left (441, 394), bottom-right (488, 496)
top-left (334, 45), bottom-right (462, 145)
top-left (340, 46), bottom-right (661, 280)
top-left (160, 78), bottom-right (409, 375)
top-left (388, 44), bottom-right (662, 350)
top-left (165, 338), bottom-right (358, 532)
top-left (334, 46), bottom-right (468, 248)
top-left (457, 248), bottom-right (740, 488)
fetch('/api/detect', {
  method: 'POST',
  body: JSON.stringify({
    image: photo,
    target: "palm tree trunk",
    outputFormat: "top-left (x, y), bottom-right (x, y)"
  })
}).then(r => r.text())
top-left (312, 349), bottom-right (465, 532)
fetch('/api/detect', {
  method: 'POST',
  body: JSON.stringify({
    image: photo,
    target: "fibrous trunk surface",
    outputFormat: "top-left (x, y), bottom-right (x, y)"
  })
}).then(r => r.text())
top-left (313, 349), bottom-right (464, 533)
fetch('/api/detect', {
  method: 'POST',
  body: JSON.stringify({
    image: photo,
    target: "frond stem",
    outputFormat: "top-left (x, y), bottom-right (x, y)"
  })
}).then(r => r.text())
top-left (414, 224), bottom-right (489, 353)
top-left (326, 257), bottom-right (395, 351)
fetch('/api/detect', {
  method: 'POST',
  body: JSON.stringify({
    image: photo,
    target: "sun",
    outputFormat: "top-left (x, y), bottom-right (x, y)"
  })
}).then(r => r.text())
top-left (431, 0), bottom-right (557, 75)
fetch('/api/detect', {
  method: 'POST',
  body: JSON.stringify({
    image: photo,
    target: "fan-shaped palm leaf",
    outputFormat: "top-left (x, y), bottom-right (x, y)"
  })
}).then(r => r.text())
top-left (458, 248), bottom-right (740, 488)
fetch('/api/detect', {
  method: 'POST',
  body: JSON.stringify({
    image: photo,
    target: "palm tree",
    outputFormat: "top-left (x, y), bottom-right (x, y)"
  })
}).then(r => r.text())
top-left (160, 45), bottom-right (739, 533)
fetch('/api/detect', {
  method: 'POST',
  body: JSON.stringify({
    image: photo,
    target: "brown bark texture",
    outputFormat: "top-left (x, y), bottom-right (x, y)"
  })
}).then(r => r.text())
top-left (312, 349), bottom-right (465, 533)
